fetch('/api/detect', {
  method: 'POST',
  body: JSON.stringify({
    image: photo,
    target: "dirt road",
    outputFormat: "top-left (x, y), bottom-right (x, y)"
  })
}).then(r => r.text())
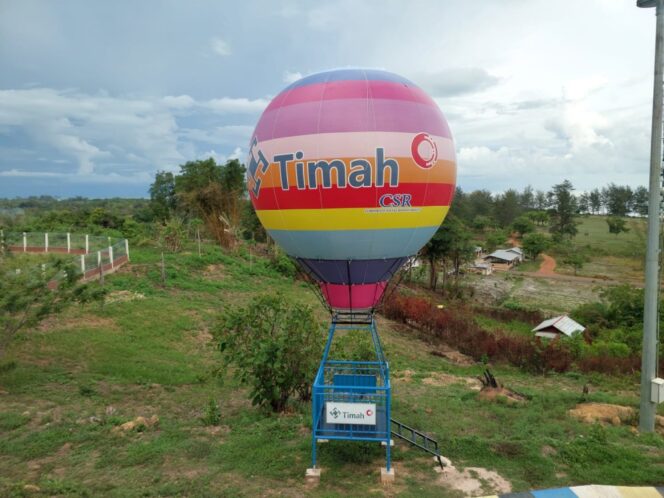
top-left (536, 253), bottom-right (556, 276)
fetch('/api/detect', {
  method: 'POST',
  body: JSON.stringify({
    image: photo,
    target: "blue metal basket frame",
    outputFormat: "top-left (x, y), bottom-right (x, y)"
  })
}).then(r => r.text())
top-left (311, 319), bottom-right (392, 470)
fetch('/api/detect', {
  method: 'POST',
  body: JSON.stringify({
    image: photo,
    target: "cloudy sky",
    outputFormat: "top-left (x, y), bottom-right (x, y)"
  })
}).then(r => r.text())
top-left (0, 0), bottom-right (658, 198)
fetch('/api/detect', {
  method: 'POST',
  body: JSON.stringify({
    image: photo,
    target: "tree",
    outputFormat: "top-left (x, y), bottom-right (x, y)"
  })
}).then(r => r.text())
top-left (520, 185), bottom-right (535, 210)
top-left (526, 210), bottom-right (549, 226)
top-left (534, 190), bottom-right (548, 210)
top-left (149, 171), bottom-right (177, 222)
top-left (606, 217), bottom-right (630, 236)
top-left (548, 180), bottom-right (579, 241)
top-left (605, 183), bottom-right (633, 217)
top-left (632, 186), bottom-right (648, 217)
top-left (485, 229), bottom-right (508, 253)
top-left (467, 190), bottom-right (495, 221)
top-left (563, 253), bottom-right (585, 276)
top-left (1, 258), bottom-right (104, 359)
top-left (521, 232), bottom-right (550, 259)
top-left (420, 215), bottom-right (473, 290)
top-left (577, 193), bottom-right (590, 214)
top-left (472, 215), bottom-right (494, 231)
top-left (511, 215), bottom-right (535, 237)
top-left (214, 295), bottom-right (322, 412)
top-left (588, 188), bottom-right (602, 214)
top-left (175, 158), bottom-right (247, 249)
top-left (494, 189), bottom-right (522, 227)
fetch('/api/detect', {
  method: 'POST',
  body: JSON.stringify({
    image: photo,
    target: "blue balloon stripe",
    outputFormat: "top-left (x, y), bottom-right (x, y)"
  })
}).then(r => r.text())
top-left (268, 226), bottom-right (439, 260)
top-left (283, 68), bottom-right (416, 91)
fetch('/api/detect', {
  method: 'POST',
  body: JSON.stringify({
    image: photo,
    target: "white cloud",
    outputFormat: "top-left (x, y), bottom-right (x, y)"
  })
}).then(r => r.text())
top-left (0, 88), bottom-right (261, 180)
top-left (162, 95), bottom-right (195, 109)
top-left (205, 97), bottom-right (269, 114)
top-left (210, 37), bottom-right (231, 56)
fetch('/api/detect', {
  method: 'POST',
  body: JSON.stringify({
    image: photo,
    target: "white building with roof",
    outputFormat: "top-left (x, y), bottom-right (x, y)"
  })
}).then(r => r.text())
top-left (532, 315), bottom-right (585, 339)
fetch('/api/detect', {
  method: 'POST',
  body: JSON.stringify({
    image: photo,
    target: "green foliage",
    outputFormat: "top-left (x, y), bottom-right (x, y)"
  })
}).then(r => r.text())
top-left (511, 215), bottom-right (535, 236)
top-left (174, 158), bottom-right (247, 249)
top-left (267, 251), bottom-right (297, 278)
top-left (149, 171), bottom-right (177, 221)
top-left (214, 294), bottom-right (323, 412)
top-left (0, 257), bottom-right (105, 358)
top-left (202, 398), bottom-right (222, 426)
top-left (329, 331), bottom-right (377, 362)
top-left (494, 189), bottom-right (523, 227)
top-left (606, 216), bottom-right (629, 236)
top-left (485, 229), bottom-right (508, 253)
top-left (562, 253), bottom-right (586, 275)
top-left (521, 232), bottom-right (550, 259)
top-left (420, 215), bottom-right (474, 290)
top-left (159, 217), bottom-right (187, 252)
top-left (548, 180), bottom-right (579, 241)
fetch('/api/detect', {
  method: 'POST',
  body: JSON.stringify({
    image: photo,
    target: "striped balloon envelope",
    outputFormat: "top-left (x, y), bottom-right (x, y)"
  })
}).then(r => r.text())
top-left (247, 69), bottom-right (456, 312)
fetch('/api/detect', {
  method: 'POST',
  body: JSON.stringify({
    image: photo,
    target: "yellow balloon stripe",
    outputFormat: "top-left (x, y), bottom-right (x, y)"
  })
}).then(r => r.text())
top-left (256, 206), bottom-right (449, 231)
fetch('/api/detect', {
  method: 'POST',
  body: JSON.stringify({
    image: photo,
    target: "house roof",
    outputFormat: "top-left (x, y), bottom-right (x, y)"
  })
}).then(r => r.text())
top-left (484, 250), bottom-right (520, 262)
top-left (507, 247), bottom-right (523, 255)
top-left (532, 315), bottom-right (585, 337)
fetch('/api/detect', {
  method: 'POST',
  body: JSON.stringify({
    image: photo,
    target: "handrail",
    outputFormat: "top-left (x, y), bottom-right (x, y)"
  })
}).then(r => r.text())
top-left (390, 418), bottom-right (445, 468)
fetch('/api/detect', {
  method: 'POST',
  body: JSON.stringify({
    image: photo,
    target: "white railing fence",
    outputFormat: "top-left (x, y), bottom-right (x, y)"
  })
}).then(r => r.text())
top-left (1, 230), bottom-right (130, 281)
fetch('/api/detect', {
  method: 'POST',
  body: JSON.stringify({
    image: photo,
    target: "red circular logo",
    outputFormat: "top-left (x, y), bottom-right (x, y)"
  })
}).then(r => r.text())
top-left (366, 409), bottom-right (373, 416)
top-left (411, 132), bottom-right (438, 169)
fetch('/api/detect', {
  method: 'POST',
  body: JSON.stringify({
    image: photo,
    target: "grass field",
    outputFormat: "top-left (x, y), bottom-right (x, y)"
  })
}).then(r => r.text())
top-left (1, 243), bottom-right (664, 496)
top-left (553, 216), bottom-right (646, 281)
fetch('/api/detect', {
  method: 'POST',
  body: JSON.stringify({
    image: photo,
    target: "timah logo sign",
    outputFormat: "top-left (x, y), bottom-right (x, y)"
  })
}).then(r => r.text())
top-left (326, 402), bottom-right (377, 426)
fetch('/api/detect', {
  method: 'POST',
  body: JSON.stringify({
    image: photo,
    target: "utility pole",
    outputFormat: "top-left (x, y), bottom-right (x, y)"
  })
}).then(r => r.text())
top-left (637, 0), bottom-right (664, 432)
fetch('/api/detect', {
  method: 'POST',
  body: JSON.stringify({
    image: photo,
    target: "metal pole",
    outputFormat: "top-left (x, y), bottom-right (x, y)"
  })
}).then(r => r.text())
top-left (640, 0), bottom-right (664, 433)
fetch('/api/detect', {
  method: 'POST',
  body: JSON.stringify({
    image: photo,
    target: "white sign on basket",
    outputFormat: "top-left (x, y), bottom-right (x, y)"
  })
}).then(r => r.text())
top-left (326, 402), bottom-right (376, 425)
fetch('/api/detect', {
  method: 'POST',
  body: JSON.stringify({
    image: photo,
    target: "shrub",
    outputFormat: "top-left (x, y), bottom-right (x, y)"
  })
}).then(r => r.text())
top-left (201, 398), bottom-right (221, 426)
top-left (214, 294), bottom-right (323, 412)
top-left (268, 252), bottom-right (297, 278)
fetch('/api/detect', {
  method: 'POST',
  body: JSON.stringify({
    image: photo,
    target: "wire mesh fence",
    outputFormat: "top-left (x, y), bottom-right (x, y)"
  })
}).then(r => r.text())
top-left (1, 230), bottom-right (130, 281)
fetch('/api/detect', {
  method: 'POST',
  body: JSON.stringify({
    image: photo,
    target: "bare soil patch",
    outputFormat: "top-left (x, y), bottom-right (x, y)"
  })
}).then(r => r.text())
top-left (422, 372), bottom-right (482, 391)
top-left (430, 348), bottom-right (475, 366)
top-left (478, 387), bottom-right (528, 404)
top-left (568, 402), bottom-right (636, 426)
top-left (105, 290), bottom-right (145, 304)
top-left (434, 456), bottom-right (512, 496)
top-left (536, 253), bottom-right (556, 276)
top-left (37, 314), bottom-right (118, 333)
top-left (203, 264), bottom-right (227, 279)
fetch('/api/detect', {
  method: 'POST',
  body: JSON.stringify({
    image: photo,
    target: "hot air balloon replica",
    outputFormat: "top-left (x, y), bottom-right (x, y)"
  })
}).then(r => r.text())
top-left (247, 69), bottom-right (456, 479)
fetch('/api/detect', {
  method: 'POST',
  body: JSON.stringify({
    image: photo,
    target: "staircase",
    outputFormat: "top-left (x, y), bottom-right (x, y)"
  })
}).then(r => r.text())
top-left (390, 419), bottom-right (445, 468)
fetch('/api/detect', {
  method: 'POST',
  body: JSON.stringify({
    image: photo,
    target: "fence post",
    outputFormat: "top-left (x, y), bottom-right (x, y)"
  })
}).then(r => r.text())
top-left (125, 239), bottom-right (130, 262)
top-left (67, 232), bottom-right (71, 253)
top-left (80, 254), bottom-right (86, 275)
top-left (109, 246), bottom-right (114, 269)
top-left (45, 232), bottom-right (49, 253)
top-left (85, 234), bottom-right (89, 254)
top-left (98, 251), bottom-right (104, 285)
top-left (23, 232), bottom-right (27, 252)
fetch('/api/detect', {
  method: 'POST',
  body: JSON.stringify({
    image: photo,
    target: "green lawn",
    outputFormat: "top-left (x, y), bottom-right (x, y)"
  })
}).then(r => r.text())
top-left (1, 243), bottom-right (663, 496)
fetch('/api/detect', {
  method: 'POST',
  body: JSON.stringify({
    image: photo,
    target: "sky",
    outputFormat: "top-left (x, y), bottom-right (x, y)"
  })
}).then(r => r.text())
top-left (0, 0), bottom-right (659, 198)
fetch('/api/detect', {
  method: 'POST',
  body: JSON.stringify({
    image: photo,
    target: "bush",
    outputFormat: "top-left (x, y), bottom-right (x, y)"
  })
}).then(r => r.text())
top-left (214, 294), bottom-right (323, 412)
top-left (201, 398), bottom-right (221, 426)
top-left (268, 252), bottom-right (297, 278)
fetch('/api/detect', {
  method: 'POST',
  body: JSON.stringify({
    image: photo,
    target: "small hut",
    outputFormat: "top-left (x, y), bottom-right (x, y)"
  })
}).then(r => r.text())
top-left (532, 315), bottom-right (585, 339)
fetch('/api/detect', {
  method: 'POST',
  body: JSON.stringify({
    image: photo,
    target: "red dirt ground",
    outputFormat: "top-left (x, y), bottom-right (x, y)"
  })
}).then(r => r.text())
top-left (536, 253), bottom-right (557, 276)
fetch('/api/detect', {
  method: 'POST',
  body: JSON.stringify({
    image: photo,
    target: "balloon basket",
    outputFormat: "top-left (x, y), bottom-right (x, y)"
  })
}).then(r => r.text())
top-left (311, 316), bottom-right (392, 471)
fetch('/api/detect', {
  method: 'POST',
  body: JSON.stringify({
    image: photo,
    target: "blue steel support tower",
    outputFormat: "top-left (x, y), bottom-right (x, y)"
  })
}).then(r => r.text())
top-left (310, 312), bottom-right (392, 471)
